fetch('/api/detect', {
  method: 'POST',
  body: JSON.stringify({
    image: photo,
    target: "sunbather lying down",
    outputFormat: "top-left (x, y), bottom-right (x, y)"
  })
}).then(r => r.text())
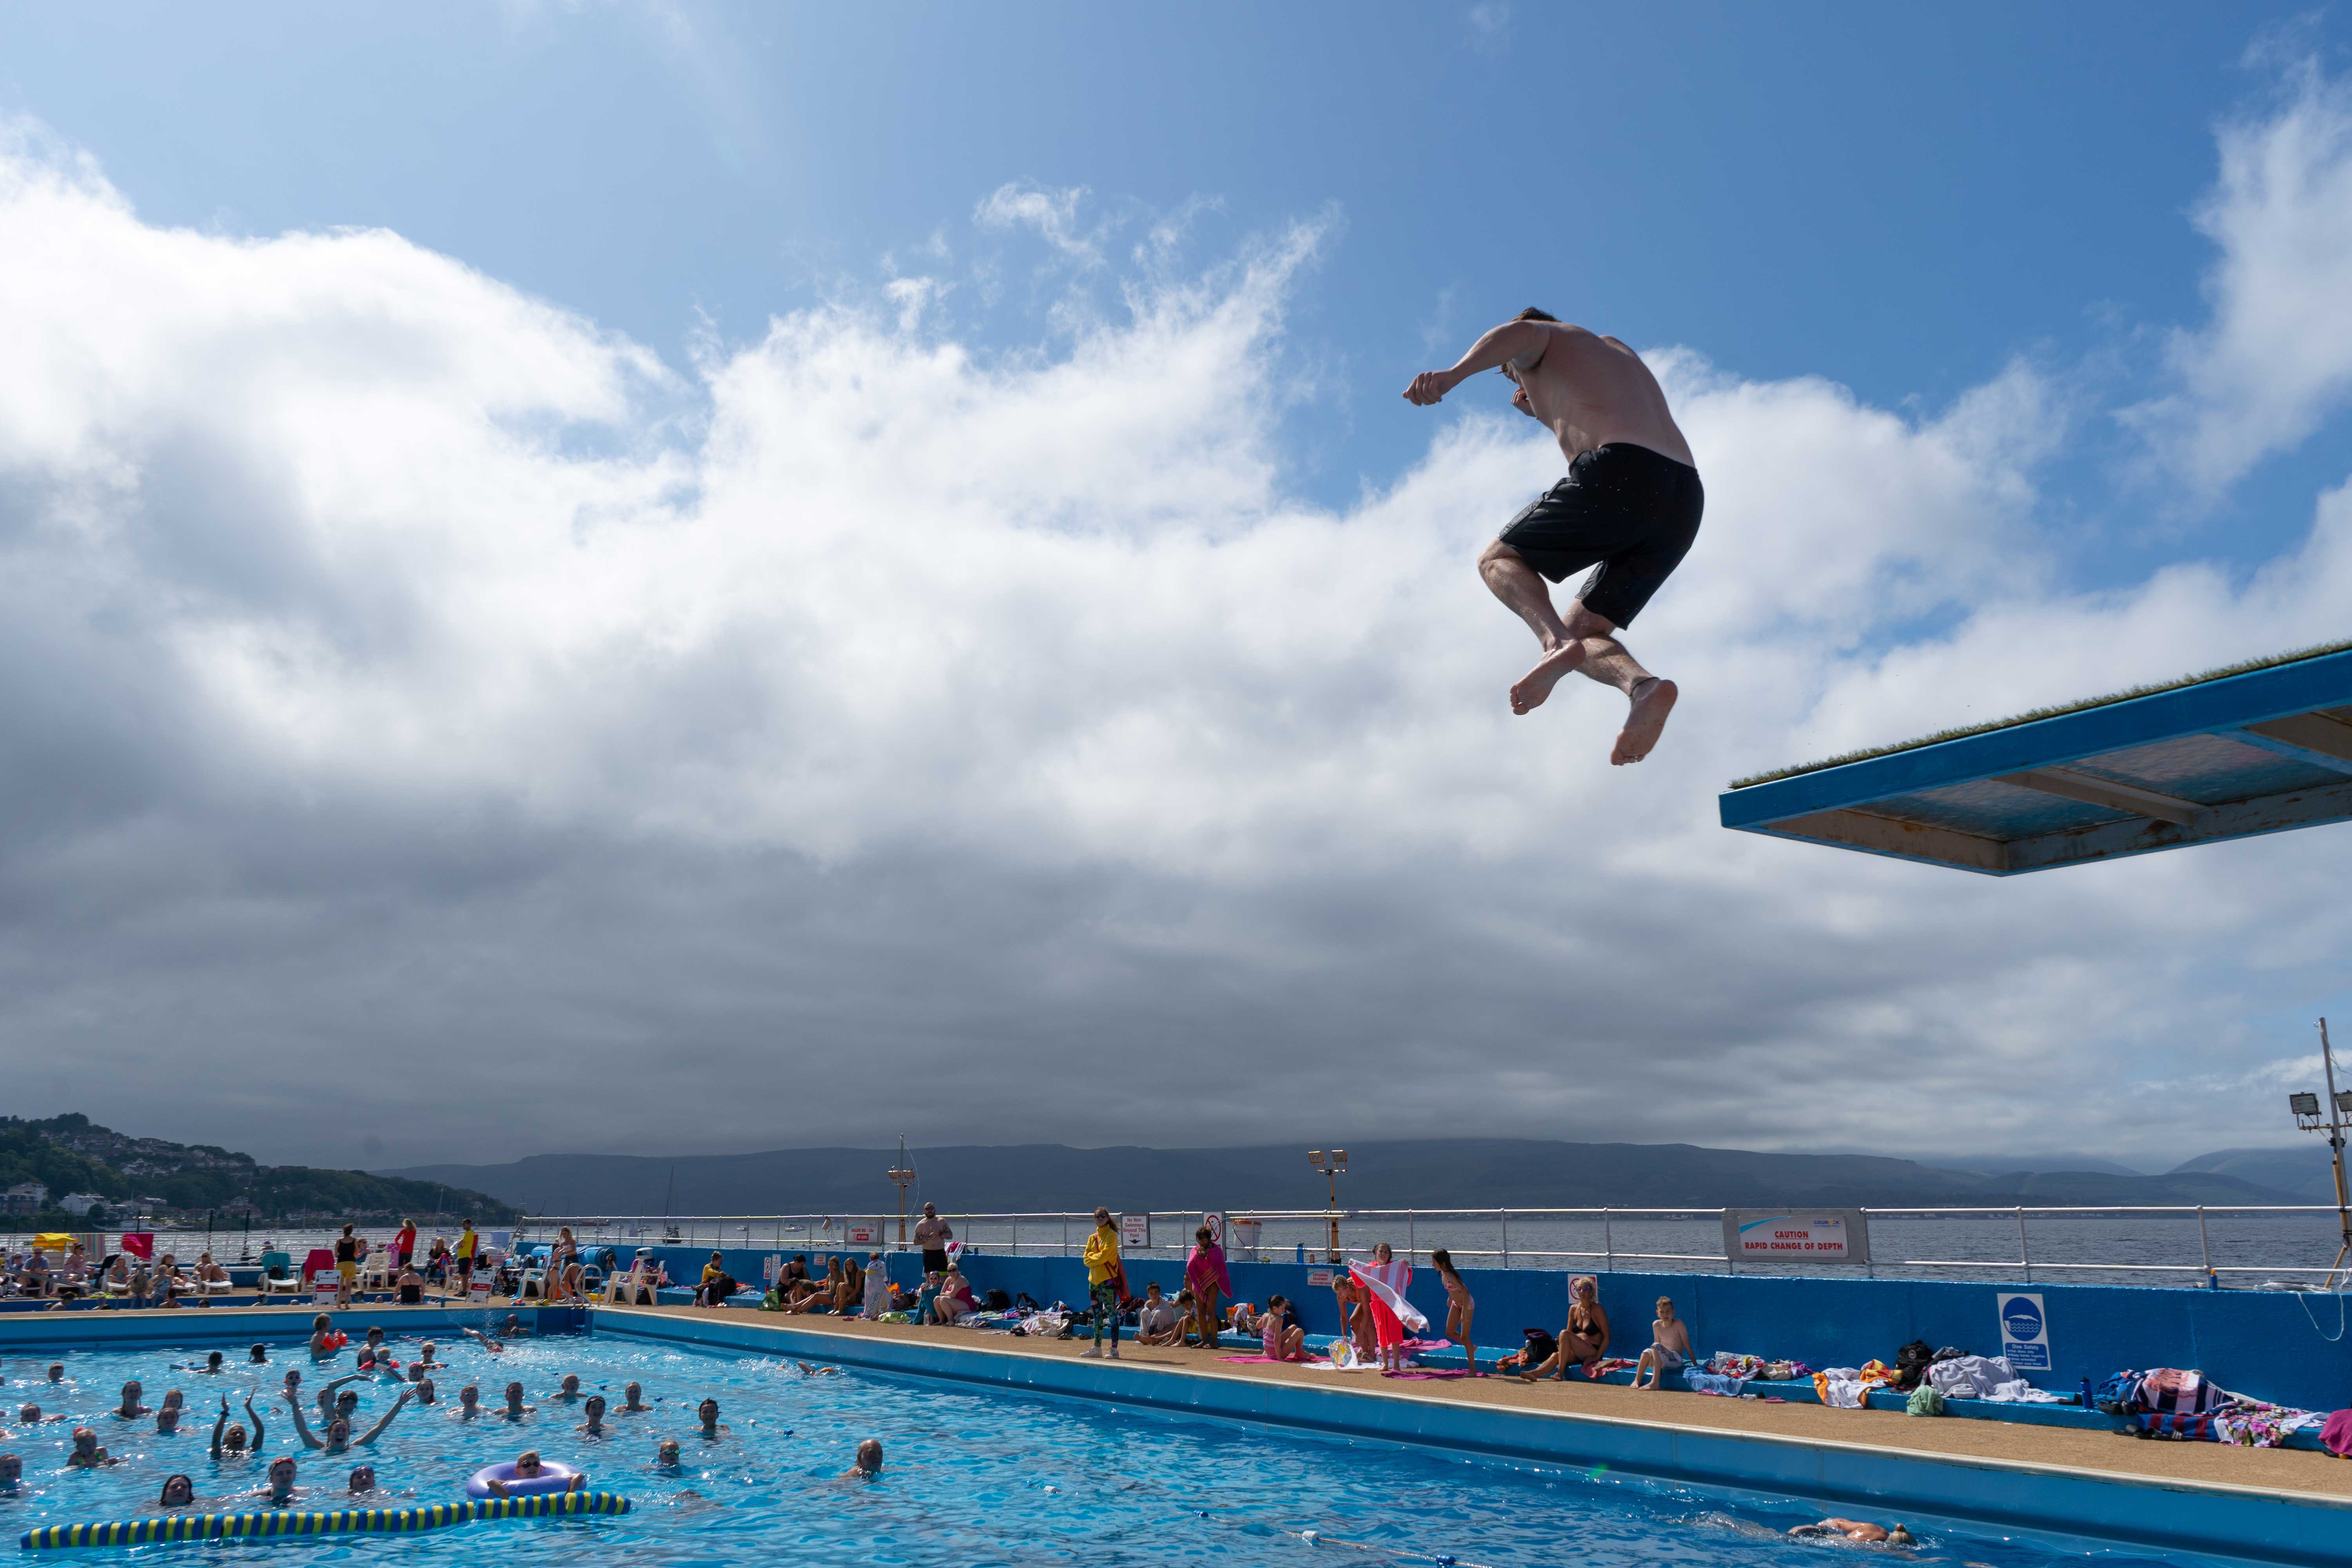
top-left (1789, 1519), bottom-right (1913, 1545)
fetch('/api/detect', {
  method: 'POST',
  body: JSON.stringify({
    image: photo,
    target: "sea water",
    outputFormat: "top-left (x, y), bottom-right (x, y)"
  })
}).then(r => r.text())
top-left (4, 1333), bottom-right (2174, 1564)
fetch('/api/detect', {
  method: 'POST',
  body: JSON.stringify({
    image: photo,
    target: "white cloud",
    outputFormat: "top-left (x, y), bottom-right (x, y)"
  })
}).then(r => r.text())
top-left (0, 117), bottom-right (2347, 1170)
top-left (2125, 57), bottom-right (2352, 495)
top-left (974, 181), bottom-right (1101, 265)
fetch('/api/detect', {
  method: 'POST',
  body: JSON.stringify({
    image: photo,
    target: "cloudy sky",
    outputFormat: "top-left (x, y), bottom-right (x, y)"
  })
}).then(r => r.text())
top-left (2, 5), bottom-right (2350, 1171)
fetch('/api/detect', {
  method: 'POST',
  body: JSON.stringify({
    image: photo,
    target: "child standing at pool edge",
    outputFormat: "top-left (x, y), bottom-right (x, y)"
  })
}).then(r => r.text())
top-left (1431, 1249), bottom-right (1476, 1376)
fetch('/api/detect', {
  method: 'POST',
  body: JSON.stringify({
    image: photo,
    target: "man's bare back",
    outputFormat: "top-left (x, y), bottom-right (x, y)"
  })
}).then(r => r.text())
top-left (1405, 309), bottom-right (1703, 763)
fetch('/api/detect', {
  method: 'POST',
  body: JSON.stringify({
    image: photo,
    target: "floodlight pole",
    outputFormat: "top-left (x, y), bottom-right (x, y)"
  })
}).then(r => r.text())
top-left (887, 1134), bottom-right (918, 1250)
top-left (2324, 1019), bottom-right (2351, 1290)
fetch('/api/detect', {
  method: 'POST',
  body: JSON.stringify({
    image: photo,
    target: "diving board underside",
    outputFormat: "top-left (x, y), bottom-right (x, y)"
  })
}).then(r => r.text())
top-left (1720, 648), bottom-right (2352, 875)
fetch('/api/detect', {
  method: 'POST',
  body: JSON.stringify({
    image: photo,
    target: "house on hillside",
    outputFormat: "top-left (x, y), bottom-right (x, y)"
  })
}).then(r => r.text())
top-left (56, 1193), bottom-right (108, 1216)
top-left (2, 1181), bottom-right (48, 1214)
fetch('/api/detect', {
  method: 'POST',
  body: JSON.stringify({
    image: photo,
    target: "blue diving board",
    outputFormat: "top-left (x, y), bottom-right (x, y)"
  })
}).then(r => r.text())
top-left (1720, 646), bottom-right (2352, 875)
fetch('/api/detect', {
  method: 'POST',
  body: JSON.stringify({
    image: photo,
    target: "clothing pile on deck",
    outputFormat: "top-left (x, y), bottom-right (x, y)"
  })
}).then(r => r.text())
top-left (2092, 1367), bottom-right (2325, 1446)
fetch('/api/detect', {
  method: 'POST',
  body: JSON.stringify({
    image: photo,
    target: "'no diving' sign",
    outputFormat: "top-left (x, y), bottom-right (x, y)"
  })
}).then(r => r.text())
top-left (1997, 1291), bottom-right (2049, 1371)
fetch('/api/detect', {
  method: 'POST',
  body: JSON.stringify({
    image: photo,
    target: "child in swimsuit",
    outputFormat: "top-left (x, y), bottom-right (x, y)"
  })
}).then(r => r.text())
top-left (1632, 1296), bottom-right (1691, 1391)
top-left (1430, 1249), bottom-right (1475, 1376)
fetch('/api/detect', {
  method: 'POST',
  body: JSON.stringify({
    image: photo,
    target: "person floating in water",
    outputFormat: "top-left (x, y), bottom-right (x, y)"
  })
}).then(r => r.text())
top-left (842, 1438), bottom-right (883, 1479)
top-left (1405, 309), bottom-right (1702, 762)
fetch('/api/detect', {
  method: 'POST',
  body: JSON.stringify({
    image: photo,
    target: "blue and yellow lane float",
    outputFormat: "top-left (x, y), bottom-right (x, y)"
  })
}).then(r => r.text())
top-left (20, 1490), bottom-right (631, 1548)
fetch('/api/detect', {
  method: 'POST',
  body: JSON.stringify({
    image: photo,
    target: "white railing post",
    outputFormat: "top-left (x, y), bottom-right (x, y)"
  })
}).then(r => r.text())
top-left (2197, 1206), bottom-right (2212, 1286)
top-left (1408, 1210), bottom-right (1416, 1266)
top-left (1499, 1208), bottom-right (1509, 1269)
top-left (1603, 1208), bottom-right (1613, 1272)
top-left (2016, 1207), bottom-right (2031, 1283)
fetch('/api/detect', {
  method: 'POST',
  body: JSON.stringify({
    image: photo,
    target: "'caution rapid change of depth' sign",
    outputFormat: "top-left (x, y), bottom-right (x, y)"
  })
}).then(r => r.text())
top-left (1721, 1210), bottom-right (1872, 1265)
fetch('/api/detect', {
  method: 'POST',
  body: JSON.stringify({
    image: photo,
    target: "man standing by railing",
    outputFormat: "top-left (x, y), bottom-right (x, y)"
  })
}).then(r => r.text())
top-left (912, 1204), bottom-right (953, 1281)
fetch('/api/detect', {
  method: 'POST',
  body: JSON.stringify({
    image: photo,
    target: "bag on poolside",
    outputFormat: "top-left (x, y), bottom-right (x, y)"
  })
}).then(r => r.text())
top-left (1906, 1384), bottom-right (1946, 1417)
top-left (984, 1289), bottom-right (1011, 1312)
top-left (1894, 1339), bottom-right (1935, 1389)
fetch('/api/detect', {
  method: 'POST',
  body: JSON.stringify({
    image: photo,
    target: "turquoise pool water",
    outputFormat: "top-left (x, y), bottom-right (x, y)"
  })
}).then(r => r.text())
top-left (4, 1330), bottom-right (2171, 1564)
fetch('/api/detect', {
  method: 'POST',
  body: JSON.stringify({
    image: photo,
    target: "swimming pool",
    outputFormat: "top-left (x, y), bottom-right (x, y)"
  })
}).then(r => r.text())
top-left (4, 1330), bottom-right (2176, 1564)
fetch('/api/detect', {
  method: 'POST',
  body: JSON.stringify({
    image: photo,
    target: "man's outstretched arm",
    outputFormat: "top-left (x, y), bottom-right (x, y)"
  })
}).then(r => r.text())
top-left (1403, 320), bottom-right (1552, 405)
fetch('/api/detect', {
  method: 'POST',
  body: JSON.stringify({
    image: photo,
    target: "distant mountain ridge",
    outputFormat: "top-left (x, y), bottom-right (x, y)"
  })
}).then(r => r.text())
top-left (378, 1138), bottom-right (2304, 1217)
top-left (2170, 1146), bottom-right (2342, 1203)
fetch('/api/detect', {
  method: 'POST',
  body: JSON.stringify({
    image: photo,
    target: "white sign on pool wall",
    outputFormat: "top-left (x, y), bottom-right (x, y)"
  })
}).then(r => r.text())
top-left (1119, 1212), bottom-right (1152, 1249)
top-left (1721, 1210), bottom-right (1872, 1265)
top-left (1998, 1291), bottom-right (2051, 1371)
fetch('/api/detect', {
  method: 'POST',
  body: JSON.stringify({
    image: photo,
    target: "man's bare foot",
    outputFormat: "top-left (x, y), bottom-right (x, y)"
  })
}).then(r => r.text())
top-left (1510, 641), bottom-right (1586, 715)
top-left (1612, 677), bottom-right (1677, 764)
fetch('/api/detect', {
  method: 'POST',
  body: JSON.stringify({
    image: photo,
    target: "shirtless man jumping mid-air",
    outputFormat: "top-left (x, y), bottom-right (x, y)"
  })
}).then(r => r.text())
top-left (1405, 309), bottom-right (1702, 763)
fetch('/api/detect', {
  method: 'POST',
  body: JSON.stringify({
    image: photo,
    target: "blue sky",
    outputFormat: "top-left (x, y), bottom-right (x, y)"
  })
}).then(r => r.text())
top-left (2, 5), bottom-right (2350, 1166)
top-left (9, 2), bottom-right (2345, 577)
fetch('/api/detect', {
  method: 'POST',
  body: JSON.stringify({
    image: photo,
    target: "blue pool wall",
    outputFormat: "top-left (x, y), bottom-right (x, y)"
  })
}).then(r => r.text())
top-left (641, 1245), bottom-right (2352, 1412)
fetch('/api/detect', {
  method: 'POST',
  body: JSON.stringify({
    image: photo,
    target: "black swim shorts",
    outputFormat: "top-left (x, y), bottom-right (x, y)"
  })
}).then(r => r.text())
top-left (1496, 442), bottom-right (1703, 629)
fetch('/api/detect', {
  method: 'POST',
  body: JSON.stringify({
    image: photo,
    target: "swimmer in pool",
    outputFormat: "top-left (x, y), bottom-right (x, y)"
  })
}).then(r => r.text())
top-left (795, 1362), bottom-right (842, 1377)
top-left (112, 1381), bottom-right (152, 1419)
top-left (618, 1381), bottom-right (651, 1414)
top-left (415, 1342), bottom-right (442, 1369)
top-left (498, 1381), bottom-right (536, 1421)
top-left (548, 1373), bottom-right (582, 1403)
top-left (694, 1397), bottom-right (729, 1439)
top-left (46, 1365), bottom-right (66, 1384)
top-left (460, 1327), bottom-right (503, 1354)
top-left (451, 1384), bottom-right (485, 1420)
top-left (577, 1395), bottom-right (608, 1437)
top-left (286, 1386), bottom-right (412, 1453)
top-left (212, 1394), bottom-right (263, 1458)
top-left (1790, 1519), bottom-right (1915, 1545)
top-left (0, 1454), bottom-right (22, 1493)
top-left (487, 1449), bottom-right (586, 1497)
top-left (67, 1427), bottom-right (120, 1468)
top-left (259, 1455), bottom-right (298, 1508)
top-left (155, 1404), bottom-right (183, 1436)
top-left (157, 1473), bottom-right (198, 1508)
top-left (248, 1345), bottom-right (269, 1365)
top-left (183, 1351), bottom-right (227, 1376)
top-left (842, 1438), bottom-right (883, 1479)
top-left (18, 1405), bottom-right (66, 1426)
top-left (346, 1465), bottom-right (381, 1496)
top-left (653, 1437), bottom-right (682, 1472)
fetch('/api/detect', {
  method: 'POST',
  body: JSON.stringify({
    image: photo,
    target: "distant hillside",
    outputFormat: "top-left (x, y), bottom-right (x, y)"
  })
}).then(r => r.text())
top-left (379, 1138), bottom-right (2301, 1217)
top-left (0, 1114), bottom-right (517, 1226)
top-left (2171, 1146), bottom-right (2342, 1204)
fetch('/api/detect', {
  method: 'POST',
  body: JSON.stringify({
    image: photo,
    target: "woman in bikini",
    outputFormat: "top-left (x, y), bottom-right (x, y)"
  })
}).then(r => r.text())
top-left (1430, 1249), bottom-right (1477, 1376)
top-left (1533, 1275), bottom-right (1610, 1382)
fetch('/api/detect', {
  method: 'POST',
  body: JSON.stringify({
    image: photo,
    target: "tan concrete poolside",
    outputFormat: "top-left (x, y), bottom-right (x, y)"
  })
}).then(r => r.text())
top-left (602, 1302), bottom-right (2352, 1502)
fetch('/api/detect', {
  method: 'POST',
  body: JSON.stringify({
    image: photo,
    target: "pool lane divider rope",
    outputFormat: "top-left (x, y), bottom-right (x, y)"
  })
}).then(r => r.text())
top-left (20, 1490), bottom-right (631, 1549)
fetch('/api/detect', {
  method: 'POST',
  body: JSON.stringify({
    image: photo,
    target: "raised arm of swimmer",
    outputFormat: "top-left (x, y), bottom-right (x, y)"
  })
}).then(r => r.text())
top-left (1401, 319), bottom-right (1550, 405)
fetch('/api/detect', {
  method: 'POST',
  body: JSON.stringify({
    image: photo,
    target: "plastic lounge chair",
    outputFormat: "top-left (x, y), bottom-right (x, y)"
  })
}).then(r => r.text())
top-left (258, 1252), bottom-right (298, 1298)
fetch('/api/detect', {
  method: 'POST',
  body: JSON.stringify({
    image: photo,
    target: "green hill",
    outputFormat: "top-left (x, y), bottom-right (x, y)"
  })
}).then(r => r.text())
top-left (0, 1114), bottom-right (516, 1227)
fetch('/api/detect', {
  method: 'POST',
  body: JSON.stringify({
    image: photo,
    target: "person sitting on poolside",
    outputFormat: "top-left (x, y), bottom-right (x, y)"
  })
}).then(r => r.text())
top-left (16, 1248), bottom-right (51, 1298)
top-left (212, 1394), bottom-right (263, 1458)
top-left (695, 1254), bottom-right (739, 1309)
top-left (286, 1387), bottom-right (412, 1452)
top-left (619, 1381), bottom-right (651, 1414)
top-left (1167, 1289), bottom-right (1198, 1345)
top-left (113, 1380), bottom-right (152, 1419)
top-left (577, 1394), bottom-right (609, 1436)
top-left (1226, 1300), bottom-right (1259, 1336)
top-left (1630, 1296), bottom-right (1691, 1391)
top-left (788, 1258), bottom-right (845, 1314)
top-left (1525, 1276), bottom-right (1610, 1383)
top-left (487, 1448), bottom-right (586, 1497)
top-left (1134, 1283), bottom-right (1184, 1348)
top-left (194, 1253), bottom-right (231, 1301)
top-left (1789, 1519), bottom-right (1914, 1545)
top-left (1259, 1294), bottom-right (1308, 1361)
top-left (158, 1472), bottom-right (198, 1508)
top-left (67, 1427), bottom-right (120, 1468)
top-left (842, 1437), bottom-right (883, 1479)
top-left (451, 1384), bottom-right (484, 1420)
top-left (498, 1381), bottom-right (535, 1420)
top-left (839, 1254), bottom-right (866, 1308)
top-left (396, 1263), bottom-right (425, 1305)
top-left (928, 1268), bottom-right (977, 1325)
top-left (694, 1397), bottom-right (729, 1438)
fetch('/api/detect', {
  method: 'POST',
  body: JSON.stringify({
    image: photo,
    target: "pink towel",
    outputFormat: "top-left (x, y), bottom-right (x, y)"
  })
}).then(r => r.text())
top-left (2323, 1409), bottom-right (2352, 1456)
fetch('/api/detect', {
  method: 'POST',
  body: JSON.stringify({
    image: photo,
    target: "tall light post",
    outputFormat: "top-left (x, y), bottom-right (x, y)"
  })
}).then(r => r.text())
top-left (887, 1135), bottom-right (918, 1250)
top-left (1308, 1148), bottom-right (1348, 1263)
top-left (2288, 1018), bottom-right (2352, 1289)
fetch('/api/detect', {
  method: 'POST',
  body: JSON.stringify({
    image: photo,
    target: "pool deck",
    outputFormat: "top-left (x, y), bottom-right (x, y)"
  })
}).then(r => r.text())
top-left (602, 1304), bottom-right (2352, 1501)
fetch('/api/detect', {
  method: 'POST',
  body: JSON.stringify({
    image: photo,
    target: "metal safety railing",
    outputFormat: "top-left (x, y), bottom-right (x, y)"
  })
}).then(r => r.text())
top-left (482, 1203), bottom-right (2352, 1290)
